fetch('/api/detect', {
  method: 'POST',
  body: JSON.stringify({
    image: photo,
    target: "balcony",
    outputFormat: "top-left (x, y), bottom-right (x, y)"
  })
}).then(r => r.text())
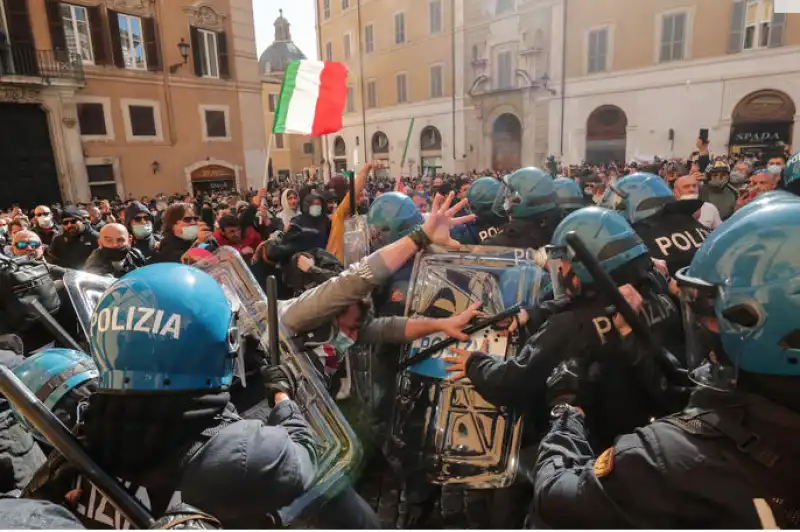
top-left (0, 43), bottom-right (85, 85)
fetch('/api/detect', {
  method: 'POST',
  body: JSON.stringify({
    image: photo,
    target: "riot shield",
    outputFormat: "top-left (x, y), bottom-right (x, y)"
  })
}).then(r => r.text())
top-left (63, 253), bottom-right (363, 527)
top-left (192, 248), bottom-right (363, 526)
top-left (342, 215), bottom-right (369, 267)
top-left (385, 246), bottom-right (545, 489)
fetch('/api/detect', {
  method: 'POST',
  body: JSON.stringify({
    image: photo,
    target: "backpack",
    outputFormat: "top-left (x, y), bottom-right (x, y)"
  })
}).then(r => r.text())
top-left (0, 255), bottom-right (60, 331)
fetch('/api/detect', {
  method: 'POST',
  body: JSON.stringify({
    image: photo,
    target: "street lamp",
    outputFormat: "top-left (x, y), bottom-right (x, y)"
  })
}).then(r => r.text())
top-left (169, 39), bottom-right (191, 73)
top-left (151, 161), bottom-right (160, 174)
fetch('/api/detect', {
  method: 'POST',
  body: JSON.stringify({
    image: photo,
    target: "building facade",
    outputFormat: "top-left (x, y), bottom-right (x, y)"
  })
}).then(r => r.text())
top-left (316, 0), bottom-right (470, 177)
top-left (0, 0), bottom-right (265, 207)
top-left (551, 0), bottom-right (800, 165)
top-left (260, 11), bottom-right (322, 183)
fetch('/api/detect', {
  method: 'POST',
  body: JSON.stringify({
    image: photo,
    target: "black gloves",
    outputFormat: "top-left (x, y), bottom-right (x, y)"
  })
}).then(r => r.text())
top-left (261, 364), bottom-right (298, 400)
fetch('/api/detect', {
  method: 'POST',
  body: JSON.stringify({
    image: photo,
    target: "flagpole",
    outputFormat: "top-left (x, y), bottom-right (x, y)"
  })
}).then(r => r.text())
top-left (400, 117), bottom-right (415, 174)
top-left (261, 132), bottom-right (275, 191)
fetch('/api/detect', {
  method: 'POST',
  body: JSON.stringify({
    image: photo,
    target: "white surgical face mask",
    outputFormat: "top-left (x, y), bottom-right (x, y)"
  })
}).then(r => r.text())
top-left (768, 165), bottom-right (782, 176)
top-left (132, 223), bottom-right (153, 239)
top-left (180, 224), bottom-right (199, 241)
top-left (309, 205), bottom-right (323, 217)
top-left (680, 193), bottom-right (699, 201)
top-left (38, 216), bottom-right (53, 229)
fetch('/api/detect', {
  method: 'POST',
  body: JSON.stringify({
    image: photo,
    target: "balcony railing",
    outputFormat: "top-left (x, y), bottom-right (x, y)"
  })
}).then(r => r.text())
top-left (0, 43), bottom-right (85, 84)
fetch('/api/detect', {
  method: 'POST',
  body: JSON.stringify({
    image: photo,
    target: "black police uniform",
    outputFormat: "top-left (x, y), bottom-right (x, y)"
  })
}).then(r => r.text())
top-left (30, 401), bottom-right (316, 529)
top-left (483, 216), bottom-right (558, 250)
top-left (453, 214), bottom-right (508, 246)
top-left (533, 388), bottom-right (800, 528)
top-left (632, 204), bottom-right (710, 277)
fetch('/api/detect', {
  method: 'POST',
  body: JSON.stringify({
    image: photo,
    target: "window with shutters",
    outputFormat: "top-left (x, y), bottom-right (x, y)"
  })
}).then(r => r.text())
top-left (659, 12), bottom-right (687, 63)
top-left (323, 0), bottom-right (330, 19)
top-left (325, 41), bottom-right (332, 61)
top-left (429, 0), bottom-right (442, 34)
top-left (343, 32), bottom-right (351, 60)
top-left (77, 103), bottom-right (106, 136)
top-left (117, 13), bottom-right (146, 69)
top-left (303, 142), bottom-right (314, 155)
top-left (200, 105), bottom-right (229, 141)
top-left (743, 0), bottom-right (774, 49)
top-left (122, 99), bottom-right (162, 141)
top-left (496, 51), bottom-right (513, 89)
top-left (346, 86), bottom-right (355, 112)
top-left (395, 12), bottom-right (405, 44)
top-left (396, 72), bottom-right (408, 103)
top-left (197, 29), bottom-right (219, 78)
top-left (430, 64), bottom-right (443, 98)
top-left (274, 133), bottom-right (285, 149)
top-left (60, 4), bottom-right (93, 63)
top-left (367, 79), bottom-right (377, 108)
top-left (587, 27), bottom-right (609, 74)
top-left (86, 164), bottom-right (118, 200)
top-left (268, 94), bottom-right (277, 112)
top-left (364, 24), bottom-right (374, 54)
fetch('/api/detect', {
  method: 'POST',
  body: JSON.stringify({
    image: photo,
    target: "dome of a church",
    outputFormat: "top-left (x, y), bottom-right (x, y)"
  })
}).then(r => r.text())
top-left (258, 9), bottom-right (307, 74)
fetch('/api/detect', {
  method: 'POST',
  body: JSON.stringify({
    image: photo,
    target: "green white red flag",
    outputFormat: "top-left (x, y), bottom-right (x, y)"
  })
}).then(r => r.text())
top-left (272, 60), bottom-right (348, 136)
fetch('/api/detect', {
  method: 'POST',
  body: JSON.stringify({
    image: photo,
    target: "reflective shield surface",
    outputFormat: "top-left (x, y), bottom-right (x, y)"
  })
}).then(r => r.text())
top-left (343, 215), bottom-right (370, 267)
top-left (385, 246), bottom-right (545, 488)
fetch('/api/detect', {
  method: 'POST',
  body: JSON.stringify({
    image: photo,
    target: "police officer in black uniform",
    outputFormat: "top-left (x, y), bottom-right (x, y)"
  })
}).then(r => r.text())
top-left (453, 177), bottom-right (508, 245)
top-left (531, 197), bottom-right (800, 529)
top-left (604, 172), bottom-right (709, 276)
top-left (483, 167), bottom-right (562, 249)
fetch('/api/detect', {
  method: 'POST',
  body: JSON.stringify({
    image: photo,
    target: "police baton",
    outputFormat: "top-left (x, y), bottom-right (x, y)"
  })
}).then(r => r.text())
top-left (265, 275), bottom-right (281, 366)
top-left (0, 366), bottom-right (155, 529)
top-left (564, 232), bottom-right (688, 405)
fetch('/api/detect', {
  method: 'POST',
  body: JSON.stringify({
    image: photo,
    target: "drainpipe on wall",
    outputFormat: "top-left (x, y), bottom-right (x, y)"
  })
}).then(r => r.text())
top-left (314, 0), bottom-right (327, 180)
top-left (451, 0), bottom-right (457, 165)
top-left (559, 0), bottom-right (567, 156)
top-left (155, 0), bottom-right (177, 146)
top-left (357, 0), bottom-right (368, 167)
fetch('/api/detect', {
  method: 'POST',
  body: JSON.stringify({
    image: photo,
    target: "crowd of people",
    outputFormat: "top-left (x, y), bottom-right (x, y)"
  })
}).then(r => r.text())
top-left (0, 138), bottom-right (798, 529)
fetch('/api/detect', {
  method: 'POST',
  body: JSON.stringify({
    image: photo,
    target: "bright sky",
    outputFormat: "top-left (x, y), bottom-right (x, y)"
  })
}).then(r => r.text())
top-left (252, 0), bottom-right (319, 61)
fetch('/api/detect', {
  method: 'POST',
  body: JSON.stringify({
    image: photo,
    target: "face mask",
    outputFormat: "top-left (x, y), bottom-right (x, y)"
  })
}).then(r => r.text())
top-left (680, 193), bottom-right (699, 200)
top-left (333, 331), bottom-right (355, 354)
top-left (132, 223), bottom-right (153, 239)
top-left (99, 246), bottom-right (129, 262)
top-left (38, 216), bottom-right (53, 229)
top-left (768, 165), bottom-right (782, 176)
top-left (730, 171), bottom-right (745, 182)
top-left (309, 205), bottom-right (323, 217)
top-left (180, 224), bottom-right (199, 241)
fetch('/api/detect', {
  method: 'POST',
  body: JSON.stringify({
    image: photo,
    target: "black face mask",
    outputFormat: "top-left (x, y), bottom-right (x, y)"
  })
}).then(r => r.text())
top-left (99, 246), bottom-right (129, 262)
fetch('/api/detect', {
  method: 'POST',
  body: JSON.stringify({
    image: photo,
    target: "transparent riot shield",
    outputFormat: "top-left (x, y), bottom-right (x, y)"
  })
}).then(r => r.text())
top-left (192, 248), bottom-right (363, 526)
top-left (63, 252), bottom-right (363, 527)
top-left (343, 215), bottom-right (370, 267)
top-left (385, 246), bottom-right (545, 489)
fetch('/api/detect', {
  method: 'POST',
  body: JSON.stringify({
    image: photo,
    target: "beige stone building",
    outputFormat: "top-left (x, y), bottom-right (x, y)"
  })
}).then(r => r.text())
top-left (259, 10), bottom-right (322, 183)
top-left (0, 0), bottom-right (265, 207)
top-left (316, 0), bottom-right (467, 176)
top-left (551, 0), bottom-right (800, 164)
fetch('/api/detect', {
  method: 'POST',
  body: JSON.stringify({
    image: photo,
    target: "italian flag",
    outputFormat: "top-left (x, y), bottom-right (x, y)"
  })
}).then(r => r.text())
top-left (272, 60), bottom-right (348, 136)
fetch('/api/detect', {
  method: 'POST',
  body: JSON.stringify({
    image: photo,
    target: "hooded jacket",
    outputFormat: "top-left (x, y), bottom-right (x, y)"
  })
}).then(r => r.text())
top-left (124, 201), bottom-right (159, 260)
top-left (278, 190), bottom-right (300, 229)
top-left (46, 207), bottom-right (98, 269)
top-left (290, 192), bottom-right (331, 249)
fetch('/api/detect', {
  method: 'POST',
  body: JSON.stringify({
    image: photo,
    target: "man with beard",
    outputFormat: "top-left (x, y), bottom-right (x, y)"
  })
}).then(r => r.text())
top-left (32, 205), bottom-right (60, 248)
top-left (84, 224), bottom-right (146, 278)
top-left (46, 206), bottom-right (99, 269)
top-left (124, 201), bottom-right (159, 261)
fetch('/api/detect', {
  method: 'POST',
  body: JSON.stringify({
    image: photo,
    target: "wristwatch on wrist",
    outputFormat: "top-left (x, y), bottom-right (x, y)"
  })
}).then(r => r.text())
top-left (408, 225), bottom-right (432, 251)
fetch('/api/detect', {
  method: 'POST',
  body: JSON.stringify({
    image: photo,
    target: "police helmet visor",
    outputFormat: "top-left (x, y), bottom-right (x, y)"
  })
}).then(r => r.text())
top-left (635, 196), bottom-right (673, 214)
top-left (675, 267), bottom-right (739, 391)
top-left (491, 179), bottom-right (521, 217)
top-left (601, 184), bottom-right (626, 212)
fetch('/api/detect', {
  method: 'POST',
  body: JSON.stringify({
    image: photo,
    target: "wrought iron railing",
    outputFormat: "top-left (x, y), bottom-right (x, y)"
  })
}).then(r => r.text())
top-left (0, 43), bottom-right (84, 83)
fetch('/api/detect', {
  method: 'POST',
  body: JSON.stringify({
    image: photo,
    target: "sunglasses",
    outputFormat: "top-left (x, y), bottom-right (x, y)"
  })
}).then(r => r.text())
top-left (15, 241), bottom-right (41, 250)
top-left (182, 216), bottom-right (200, 223)
top-left (133, 215), bottom-right (150, 222)
top-left (62, 219), bottom-right (79, 226)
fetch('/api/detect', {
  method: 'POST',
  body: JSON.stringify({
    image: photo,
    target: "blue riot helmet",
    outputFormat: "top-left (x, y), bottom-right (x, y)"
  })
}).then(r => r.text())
top-left (467, 177), bottom-right (502, 217)
top-left (553, 177), bottom-right (585, 214)
top-left (675, 200), bottom-right (800, 392)
top-left (367, 192), bottom-right (424, 249)
top-left (601, 173), bottom-right (675, 224)
top-left (12, 348), bottom-right (98, 439)
top-left (492, 167), bottom-right (558, 219)
top-left (551, 206), bottom-right (650, 284)
top-left (90, 263), bottom-right (237, 392)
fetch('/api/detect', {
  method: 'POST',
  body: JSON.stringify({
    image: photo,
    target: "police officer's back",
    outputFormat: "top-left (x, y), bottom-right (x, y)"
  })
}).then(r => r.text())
top-left (483, 167), bottom-right (562, 249)
top-left (605, 172), bottom-right (709, 276)
top-left (53, 264), bottom-right (318, 528)
top-left (452, 177), bottom-right (508, 245)
top-left (532, 199), bottom-right (800, 528)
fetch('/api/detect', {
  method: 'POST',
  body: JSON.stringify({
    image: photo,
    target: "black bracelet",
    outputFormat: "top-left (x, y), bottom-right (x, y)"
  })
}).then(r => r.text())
top-left (408, 225), bottom-right (432, 251)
